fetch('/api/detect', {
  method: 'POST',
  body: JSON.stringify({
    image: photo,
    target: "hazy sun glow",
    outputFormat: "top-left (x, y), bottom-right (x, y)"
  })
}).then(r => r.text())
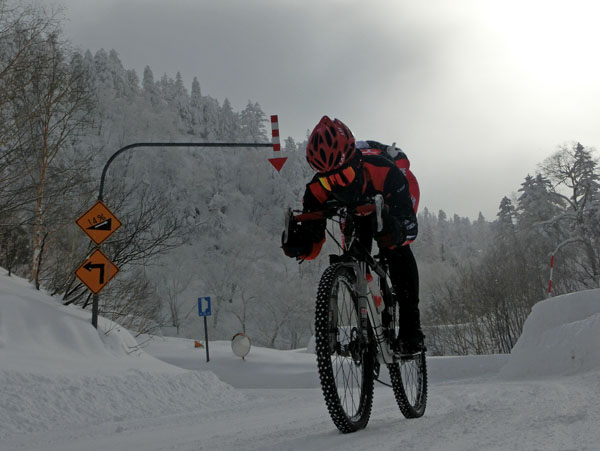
top-left (482, 1), bottom-right (600, 87)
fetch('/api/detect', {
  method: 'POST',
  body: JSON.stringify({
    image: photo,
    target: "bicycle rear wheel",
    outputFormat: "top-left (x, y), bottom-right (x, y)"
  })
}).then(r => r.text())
top-left (388, 352), bottom-right (427, 418)
top-left (384, 287), bottom-right (427, 418)
top-left (315, 264), bottom-right (374, 433)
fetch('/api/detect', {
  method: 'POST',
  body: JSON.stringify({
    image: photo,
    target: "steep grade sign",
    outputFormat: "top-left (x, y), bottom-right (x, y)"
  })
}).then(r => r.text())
top-left (76, 201), bottom-right (122, 245)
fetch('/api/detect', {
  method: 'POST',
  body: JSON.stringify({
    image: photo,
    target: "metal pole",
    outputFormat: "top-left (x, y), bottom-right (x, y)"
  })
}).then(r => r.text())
top-left (91, 253), bottom-right (111, 329)
top-left (92, 294), bottom-right (99, 328)
top-left (204, 316), bottom-right (210, 362)
top-left (89, 142), bottom-right (274, 328)
top-left (98, 142), bottom-right (273, 200)
top-left (548, 254), bottom-right (555, 298)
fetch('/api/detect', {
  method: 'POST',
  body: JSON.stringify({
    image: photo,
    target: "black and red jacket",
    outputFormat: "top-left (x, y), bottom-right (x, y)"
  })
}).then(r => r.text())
top-left (357, 140), bottom-right (420, 213)
top-left (299, 151), bottom-right (418, 260)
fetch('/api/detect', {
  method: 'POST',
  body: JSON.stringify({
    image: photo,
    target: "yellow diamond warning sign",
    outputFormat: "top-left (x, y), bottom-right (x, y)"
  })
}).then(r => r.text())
top-left (76, 201), bottom-right (121, 245)
top-left (75, 249), bottom-right (119, 294)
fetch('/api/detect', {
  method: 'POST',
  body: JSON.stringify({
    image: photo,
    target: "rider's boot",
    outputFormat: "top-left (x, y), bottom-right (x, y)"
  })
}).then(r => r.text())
top-left (396, 293), bottom-right (425, 354)
top-left (398, 328), bottom-right (426, 355)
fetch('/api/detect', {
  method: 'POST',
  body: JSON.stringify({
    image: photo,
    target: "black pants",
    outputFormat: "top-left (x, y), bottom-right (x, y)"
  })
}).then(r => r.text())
top-left (381, 245), bottom-right (422, 338)
top-left (355, 216), bottom-right (422, 338)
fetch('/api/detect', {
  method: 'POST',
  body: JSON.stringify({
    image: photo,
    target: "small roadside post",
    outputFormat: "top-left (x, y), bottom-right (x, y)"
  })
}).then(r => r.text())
top-left (548, 254), bottom-right (555, 298)
top-left (198, 296), bottom-right (212, 362)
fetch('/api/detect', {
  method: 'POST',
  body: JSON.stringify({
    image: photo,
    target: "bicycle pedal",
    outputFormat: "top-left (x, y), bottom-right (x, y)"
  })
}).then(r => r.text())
top-left (373, 362), bottom-right (381, 378)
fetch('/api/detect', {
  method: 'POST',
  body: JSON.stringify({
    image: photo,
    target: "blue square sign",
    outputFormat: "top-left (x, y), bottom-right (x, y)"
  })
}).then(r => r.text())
top-left (198, 296), bottom-right (211, 317)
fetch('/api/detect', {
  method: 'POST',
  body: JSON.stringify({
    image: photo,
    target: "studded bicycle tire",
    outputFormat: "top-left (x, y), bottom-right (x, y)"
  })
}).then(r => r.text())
top-left (315, 264), bottom-right (374, 433)
top-left (387, 351), bottom-right (428, 418)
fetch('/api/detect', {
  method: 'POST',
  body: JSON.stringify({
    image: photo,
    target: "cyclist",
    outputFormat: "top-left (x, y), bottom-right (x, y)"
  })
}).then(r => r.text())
top-left (282, 116), bottom-right (424, 354)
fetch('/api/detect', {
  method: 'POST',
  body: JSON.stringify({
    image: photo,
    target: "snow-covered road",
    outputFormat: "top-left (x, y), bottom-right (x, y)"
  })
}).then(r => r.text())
top-left (5, 370), bottom-right (599, 451)
top-left (2, 271), bottom-right (600, 450)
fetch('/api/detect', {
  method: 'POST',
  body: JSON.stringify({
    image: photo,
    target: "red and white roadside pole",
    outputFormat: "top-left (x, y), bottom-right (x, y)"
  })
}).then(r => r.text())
top-left (271, 115), bottom-right (280, 151)
top-left (268, 115), bottom-right (287, 172)
top-left (548, 254), bottom-right (555, 298)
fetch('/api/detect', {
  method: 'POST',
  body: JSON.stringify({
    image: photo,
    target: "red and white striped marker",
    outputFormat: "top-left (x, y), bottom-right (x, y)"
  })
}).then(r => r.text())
top-left (268, 115), bottom-right (287, 172)
top-left (548, 254), bottom-right (555, 297)
top-left (271, 115), bottom-right (280, 151)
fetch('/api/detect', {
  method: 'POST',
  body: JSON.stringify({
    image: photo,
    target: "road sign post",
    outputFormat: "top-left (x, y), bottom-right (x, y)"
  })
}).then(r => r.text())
top-left (198, 296), bottom-right (212, 362)
top-left (92, 294), bottom-right (99, 329)
top-left (76, 203), bottom-right (121, 328)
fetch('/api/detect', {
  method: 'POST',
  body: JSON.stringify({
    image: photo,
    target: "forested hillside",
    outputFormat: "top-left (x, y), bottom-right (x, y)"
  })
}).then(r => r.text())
top-left (1, 2), bottom-right (598, 352)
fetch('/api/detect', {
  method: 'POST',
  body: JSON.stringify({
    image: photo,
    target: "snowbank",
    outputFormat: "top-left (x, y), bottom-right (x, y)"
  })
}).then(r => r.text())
top-left (0, 270), bottom-right (244, 439)
top-left (501, 289), bottom-right (600, 378)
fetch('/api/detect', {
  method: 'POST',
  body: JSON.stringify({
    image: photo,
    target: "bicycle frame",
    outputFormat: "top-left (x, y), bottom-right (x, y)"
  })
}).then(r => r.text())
top-left (295, 194), bottom-right (398, 365)
top-left (338, 257), bottom-right (396, 365)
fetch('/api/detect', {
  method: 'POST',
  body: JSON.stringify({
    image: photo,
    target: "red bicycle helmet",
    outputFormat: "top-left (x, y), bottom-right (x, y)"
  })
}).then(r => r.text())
top-left (306, 116), bottom-right (356, 173)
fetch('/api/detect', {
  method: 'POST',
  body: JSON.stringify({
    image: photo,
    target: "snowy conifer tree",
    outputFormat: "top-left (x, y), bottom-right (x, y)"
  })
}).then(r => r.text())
top-left (240, 101), bottom-right (268, 142)
top-left (540, 142), bottom-right (600, 288)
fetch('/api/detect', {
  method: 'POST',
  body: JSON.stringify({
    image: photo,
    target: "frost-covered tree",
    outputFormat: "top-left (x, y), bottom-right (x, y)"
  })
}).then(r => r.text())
top-left (6, 25), bottom-right (96, 286)
top-left (240, 101), bottom-right (267, 142)
top-left (539, 142), bottom-right (600, 288)
top-left (190, 77), bottom-right (201, 106)
top-left (93, 48), bottom-right (111, 90)
top-left (426, 196), bottom-right (541, 355)
top-left (512, 173), bottom-right (564, 293)
top-left (188, 77), bottom-right (204, 134)
top-left (218, 98), bottom-right (239, 141)
top-left (0, 1), bottom-right (60, 215)
top-left (517, 174), bottom-right (562, 228)
top-left (201, 96), bottom-right (220, 140)
top-left (173, 72), bottom-right (191, 129)
top-left (495, 196), bottom-right (516, 244)
top-left (284, 136), bottom-right (297, 152)
top-left (108, 49), bottom-right (134, 98)
top-left (142, 65), bottom-right (159, 106)
top-left (157, 259), bottom-right (196, 335)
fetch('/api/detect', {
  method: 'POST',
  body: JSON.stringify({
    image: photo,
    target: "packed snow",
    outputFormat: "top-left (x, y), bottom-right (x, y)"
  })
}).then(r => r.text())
top-left (1, 268), bottom-right (600, 450)
top-left (501, 289), bottom-right (600, 378)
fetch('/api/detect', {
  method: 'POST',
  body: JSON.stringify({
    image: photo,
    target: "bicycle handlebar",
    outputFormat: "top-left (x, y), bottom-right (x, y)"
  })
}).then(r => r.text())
top-left (294, 204), bottom-right (375, 222)
top-left (293, 194), bottom-right (384, 233)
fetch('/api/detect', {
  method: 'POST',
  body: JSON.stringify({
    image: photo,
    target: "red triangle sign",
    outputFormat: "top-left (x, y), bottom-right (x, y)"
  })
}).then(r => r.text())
top-left (269, 157), bottom-right (288, 172)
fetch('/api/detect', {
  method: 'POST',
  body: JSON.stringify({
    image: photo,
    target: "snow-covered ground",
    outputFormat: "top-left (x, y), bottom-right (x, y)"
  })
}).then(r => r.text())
top-left (2, 268), bottom-right (600, 450)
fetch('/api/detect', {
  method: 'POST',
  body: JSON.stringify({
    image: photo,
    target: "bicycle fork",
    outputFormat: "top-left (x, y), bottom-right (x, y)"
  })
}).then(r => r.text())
top-left (349, 261), bottom-right (396, 365)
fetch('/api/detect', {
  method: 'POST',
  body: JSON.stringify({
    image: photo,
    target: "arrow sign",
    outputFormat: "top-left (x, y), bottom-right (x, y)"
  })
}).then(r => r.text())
top-left (75, 249), bottom-right (119, 294)
top-left (268, 115), bottom-right (287, 172)
top-left (76, 201), bottom-right (121, 245)
top-left (268, 157), bottom-right (287, 172)
top-left (83, 261), bottom-right (105, 284)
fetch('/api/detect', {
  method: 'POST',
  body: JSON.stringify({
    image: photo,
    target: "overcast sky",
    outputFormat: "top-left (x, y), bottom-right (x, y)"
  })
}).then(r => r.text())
top-left (53, 0), bottom-right (600, 219)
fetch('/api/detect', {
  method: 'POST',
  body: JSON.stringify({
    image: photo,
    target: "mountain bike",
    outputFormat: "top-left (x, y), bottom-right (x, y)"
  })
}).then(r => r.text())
top-left (288, 195), bottom-right (427, 433)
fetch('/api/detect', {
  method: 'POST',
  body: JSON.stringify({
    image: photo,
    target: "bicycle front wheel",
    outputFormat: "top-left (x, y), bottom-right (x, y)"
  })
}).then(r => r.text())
top-left (315, 264), bottom-right (374, 433)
